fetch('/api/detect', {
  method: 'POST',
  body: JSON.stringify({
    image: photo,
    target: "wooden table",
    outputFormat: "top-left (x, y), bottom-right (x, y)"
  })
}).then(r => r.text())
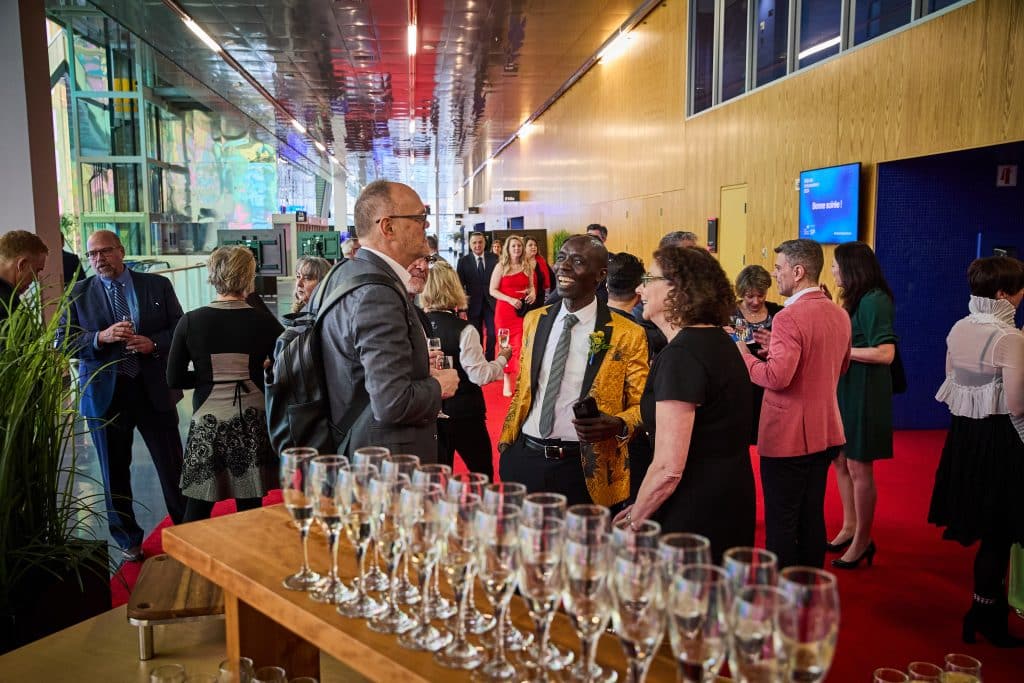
top-left (163, 504), bottom-right (678, 682)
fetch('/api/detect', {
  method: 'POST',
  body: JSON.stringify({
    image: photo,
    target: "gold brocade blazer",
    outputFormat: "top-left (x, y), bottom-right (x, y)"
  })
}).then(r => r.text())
top-left (499, 303), bottom-right (649, 506)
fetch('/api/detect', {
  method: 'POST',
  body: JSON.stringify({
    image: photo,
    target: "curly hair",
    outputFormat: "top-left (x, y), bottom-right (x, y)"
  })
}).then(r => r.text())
top-left (654, 246), bottom-right (734, 327)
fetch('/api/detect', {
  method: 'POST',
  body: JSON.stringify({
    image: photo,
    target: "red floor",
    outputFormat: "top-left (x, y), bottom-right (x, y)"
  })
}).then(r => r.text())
top-left (113, 384), bottom-right (1024, 680)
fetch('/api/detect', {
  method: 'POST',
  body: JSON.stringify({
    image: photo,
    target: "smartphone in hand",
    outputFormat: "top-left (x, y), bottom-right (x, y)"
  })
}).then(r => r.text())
top-left (572, 395), bottom-right (599, 420)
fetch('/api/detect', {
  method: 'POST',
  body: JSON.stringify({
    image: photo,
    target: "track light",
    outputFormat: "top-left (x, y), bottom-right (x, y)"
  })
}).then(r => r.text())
top-left (407, 24), bottom-right (417, 56)
top-left (182, 17), bottom-right (221, 52)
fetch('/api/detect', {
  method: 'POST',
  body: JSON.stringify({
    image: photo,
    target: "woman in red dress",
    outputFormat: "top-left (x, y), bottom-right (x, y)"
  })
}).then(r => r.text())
top-left (489, 235), bottom-right (536, 396)
top-left (525, 236), bottom-right (552, 301)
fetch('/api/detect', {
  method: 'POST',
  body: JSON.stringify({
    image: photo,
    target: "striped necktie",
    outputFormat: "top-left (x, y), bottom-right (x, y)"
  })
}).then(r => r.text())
top-left (109, 282), bottom-right (139, 378)
top-left (538, 313), bottom-right (579, 437)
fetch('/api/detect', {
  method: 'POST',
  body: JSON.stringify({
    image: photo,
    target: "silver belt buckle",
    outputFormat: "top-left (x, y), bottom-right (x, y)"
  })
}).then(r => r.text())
top-left (543, 445), bottom-right (563, 460)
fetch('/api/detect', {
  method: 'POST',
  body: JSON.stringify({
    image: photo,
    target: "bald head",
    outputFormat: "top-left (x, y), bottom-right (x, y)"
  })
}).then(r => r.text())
top-left (352, 180), bottom-right (430, 267)
top-left (553, 235), bottom-right (608, 312)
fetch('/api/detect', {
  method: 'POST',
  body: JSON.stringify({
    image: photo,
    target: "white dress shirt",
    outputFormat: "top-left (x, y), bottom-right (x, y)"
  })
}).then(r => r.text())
top-left (522, 298), bottom-right (599, 441)
top-left (360, 246), bottom-right (413, 291)
top-left (784, 285), bottom-right (819, 307)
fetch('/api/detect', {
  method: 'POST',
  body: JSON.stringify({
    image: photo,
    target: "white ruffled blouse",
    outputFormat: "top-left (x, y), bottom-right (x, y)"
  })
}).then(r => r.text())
top-left (935, 296), bottom-right (1024, 420)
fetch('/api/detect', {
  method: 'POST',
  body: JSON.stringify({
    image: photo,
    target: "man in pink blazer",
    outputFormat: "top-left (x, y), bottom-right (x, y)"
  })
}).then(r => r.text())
top-left (739, 239), bottom-right (851, 568)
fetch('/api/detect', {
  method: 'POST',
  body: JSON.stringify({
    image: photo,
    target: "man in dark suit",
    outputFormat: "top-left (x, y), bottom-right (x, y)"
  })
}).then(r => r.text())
top-left (63, 230), bottom-right (186, 562)
top-left (320, 181), bottom-right (459, 461)
top-left (0, 230), bottom-right (49, 323)
top-left (457, 232), bottom-right (498, 359)
top-left (61, 233), bottom-right (85, 287)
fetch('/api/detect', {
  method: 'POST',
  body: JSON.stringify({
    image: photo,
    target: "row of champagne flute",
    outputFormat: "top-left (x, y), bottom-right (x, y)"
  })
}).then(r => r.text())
top-left (874, 653), bottom-right (984, 682)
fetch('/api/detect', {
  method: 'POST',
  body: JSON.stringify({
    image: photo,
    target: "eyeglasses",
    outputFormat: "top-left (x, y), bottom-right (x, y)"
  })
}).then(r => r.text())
top-left (85, 246), bottom-right (117, 260)
top-left (375, 212), bottom-right (429, 225)
top-left (640, 273), bottom-right (667, 286)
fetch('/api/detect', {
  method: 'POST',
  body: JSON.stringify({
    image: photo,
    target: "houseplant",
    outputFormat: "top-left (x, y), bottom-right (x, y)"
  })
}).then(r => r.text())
top-left (551, 229), bottom-right (572, 257)
top-left (0, 281), bottom-right (112, 653)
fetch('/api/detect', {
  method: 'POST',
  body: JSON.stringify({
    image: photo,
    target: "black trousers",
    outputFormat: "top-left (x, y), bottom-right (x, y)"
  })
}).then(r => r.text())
top-left (469, 305), bottom-right (496, 360)
top-left (437, 415), bottom-right (494, 480)
top-left (759, 449), bottom-right (835, 569)
top-left (183, 496), bottom-right (263, 523)
top-left (95, 374), bottom-right (186, 548)
top-left (498, 435), bottom-right (592, 506)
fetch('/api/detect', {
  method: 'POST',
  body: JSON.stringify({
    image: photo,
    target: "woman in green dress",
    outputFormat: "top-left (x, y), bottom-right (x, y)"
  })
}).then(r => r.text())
top-left (827, 242), bottom-right (897, 569)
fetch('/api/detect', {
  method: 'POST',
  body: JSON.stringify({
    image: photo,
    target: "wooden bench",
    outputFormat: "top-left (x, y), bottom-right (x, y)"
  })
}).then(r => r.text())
top-left (126, 553), bottom-right (225, 660)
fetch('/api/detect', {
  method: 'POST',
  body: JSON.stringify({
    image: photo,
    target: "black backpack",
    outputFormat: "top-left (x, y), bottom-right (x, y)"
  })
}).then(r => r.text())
top-left (265, 261), bottom-right (403, 454)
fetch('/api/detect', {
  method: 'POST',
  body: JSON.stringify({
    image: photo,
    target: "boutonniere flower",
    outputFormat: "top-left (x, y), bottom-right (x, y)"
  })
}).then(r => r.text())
top-left (587, 331), bottom-right (612, 365)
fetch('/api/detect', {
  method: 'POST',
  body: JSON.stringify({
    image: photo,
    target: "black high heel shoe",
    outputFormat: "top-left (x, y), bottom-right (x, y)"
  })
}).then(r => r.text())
top-left (825, 536), bottom-right (853, 553)
top-left (963, 599), bottom-right (1024, 647)
top-left (831, 541), bottom-right (875, 569)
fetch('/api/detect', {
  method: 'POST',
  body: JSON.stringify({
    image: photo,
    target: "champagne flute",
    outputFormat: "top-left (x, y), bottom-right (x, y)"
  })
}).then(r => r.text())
top-left (722, 546), bottom-right (779, 594)
top-left (251, 667), bottom-right (286, 683)
top-left (907, 662), bottom-right (944, 682)
top-left (875, 670), bottom-right (910, 683)
top-left (612, 518), bottom-right (661, 553)
top-left (777, 567), bottom-right (840, 683)
top-left (609, 546), bottom-right (666, 683)
top-left (729, 585), bottom-right (790, 683)
top-left (497, 327), bottom-right (511, 349)
top-left (352, 447), bottom-right (390, 592)
top-left (413, 464), bottom-right (457, 620)
top-left (384, 454), bottom-right (423, 604)
top-left (473, 504), bottom-right (521, 681)
top-left (521, 491), bottom-right (568, 528)
top-left (657, 532), bottom-right (711, 575)
top-left (563, 531), bottom-right (617, 683)
top-left (337, 464), bottom-right (385, 619)
top-left (399, 482), bottom-right (453, 651)
top-left (942, 653), bottom-right (982, 682)
top-left (481, 482), bottom-right (533, 652)
top-left (565, 504), bottom-right (610, 542)
top-left (428, 336), bottom-right (443, 359)
top-left (520, 493), bottom-right (573, 672)
top-left (669, 564), bottom-right (732, 682)
top-left (447, 473), bottom-right (495, 635)
top-left (437, 355), bottom-right (452, 419)
top-left (368, 473), bottom-right (416, 634)
top-left (435, 491), bottom-right (484, 669)
top-left (308, 455), bottom-right (354, 604)
top-left (518, 517), bottom-right (571, 679)
top-left (280, 447), bottom-right (321, 590)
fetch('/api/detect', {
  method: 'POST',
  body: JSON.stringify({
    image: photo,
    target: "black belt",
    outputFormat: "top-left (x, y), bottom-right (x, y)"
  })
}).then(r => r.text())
top-left (522, 435), bottom-right (583, 460)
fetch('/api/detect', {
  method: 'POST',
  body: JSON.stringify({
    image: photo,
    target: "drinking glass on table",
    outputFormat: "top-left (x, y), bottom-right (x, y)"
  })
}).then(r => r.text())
top-left (384, 454), bottom-right (423, 604)
top-left (368, 473), bottom-right (416, 634)
top-left (497, 327), bottom-right (511, 350)
top-left (612, 518), bottom-right (661, 553)
top-left (941, 653), bottom-right (982, 682)
top-left (875, 669), bottom-right (910, 683)
top-left (518, 517), bottom-right (572, 679)
top-left (150, 664), bottom-right (186, 683)
top-left (729, 584), bottom-right (790, 683)
top-left (447, 473), bottom-right (495, 635)
top-left (252, 667), bottom-right (286, 683)
top-left (399, 482), bottom-right (453, 652)
top-left (565, 504), bottom-right (610, 542)
top-left (307, 455), bottom-right (354, 605)
top-left (435, 491), bottom-right (484, 669)
top-left (669, 564), bottom-right (732, 682)
top-left (563, 531), bottom-right (617, 683)
top-left (337, 464), bottom-right (385, 619)
top-left (723, 546), bottom-right (779, 593)
top-left (473, 503), bottom-right (522, 680)
top-left (656, 532), bottom-right (709, 575)
top-left (481, 482), bottom-right (533, 652)
top-left (414, 464), bottom-right (457, 620)
top-left (609, 546), bottom-right (666, 683)
top-left (218, 656), bottom-right (254, 683)
top-left (907, 661), bottom-right (944, 682)
top-left (184, 675), bottom-right (218, 683)
top-left (280, 447), bottom-right (321, 590)
top-left (352, 447), bottom-right (391, 592)
top-left (777, 567), bottom-right (840, 683)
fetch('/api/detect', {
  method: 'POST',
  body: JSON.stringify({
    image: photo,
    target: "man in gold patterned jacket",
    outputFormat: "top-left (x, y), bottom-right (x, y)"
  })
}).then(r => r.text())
top-left (499, 235), bottom-right (648, 508)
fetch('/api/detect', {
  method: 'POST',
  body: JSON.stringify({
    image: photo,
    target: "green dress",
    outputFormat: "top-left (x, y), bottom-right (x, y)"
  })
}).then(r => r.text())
top-left (836, 289), bottom-right (896, 461)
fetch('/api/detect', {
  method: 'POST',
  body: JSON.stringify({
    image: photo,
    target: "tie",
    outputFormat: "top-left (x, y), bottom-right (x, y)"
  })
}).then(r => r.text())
top-left (477, 256), bottom-right (484, 275)
top-left (539, 313), bottom-right (579, 437)
top-left (110, 282), bottom-right (139, 378)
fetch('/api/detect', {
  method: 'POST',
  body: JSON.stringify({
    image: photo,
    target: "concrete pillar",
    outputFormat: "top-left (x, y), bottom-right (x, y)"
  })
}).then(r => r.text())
top-left (0, 0), bottom-right (62, 287)
top-left (332, 167), bottom-right (349, 234)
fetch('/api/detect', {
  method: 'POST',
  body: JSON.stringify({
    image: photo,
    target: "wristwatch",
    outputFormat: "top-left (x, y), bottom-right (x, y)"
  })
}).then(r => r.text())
top-left (615, 418), bottom-right (630, 443)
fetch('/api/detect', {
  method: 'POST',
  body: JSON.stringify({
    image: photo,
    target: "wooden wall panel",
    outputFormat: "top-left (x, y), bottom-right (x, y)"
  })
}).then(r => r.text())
top-left (470, 0), bottom-right (1023, 279)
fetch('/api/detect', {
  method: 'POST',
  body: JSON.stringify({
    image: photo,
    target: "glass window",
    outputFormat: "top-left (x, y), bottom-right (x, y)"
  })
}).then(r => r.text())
top-left (854, 0), bottom-right (912, 45)
top-left (755, 0), bottom-right (789, 87)
top-left (721, 0), bottom-right (749, 101)
top-left (798, 0), bottom-right (842, 69)
top-left (71, 17), bottom-right (136, 93)
top-left (690, 0), bottom-right (716, 114)
top-left (927, 0), bottom-right (963, 12)
top-left (82, 163), bottom-right (141, 213)
top-left (77, 97), bottom-right (139, 157)
top-left (83, 222), bottom-right (145, 257)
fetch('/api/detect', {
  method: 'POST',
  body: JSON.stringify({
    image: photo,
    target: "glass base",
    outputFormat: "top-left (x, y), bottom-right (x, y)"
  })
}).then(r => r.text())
top-left (565, 661), bottom-right (618, 682)
top-left (460, 607), bottom-right (496, 635)
top-left (434, 639), bottom-right (484, 670)
top-left (308, 576), bottom-right (354, 604)
top-left (394, 574), bottom-right (421, 605)
top-left (362, 564), bottom-right (390, 592)
top-left (398, 623), bottom-right (454, 652)
top-left (481, 623), bottom-right (533, 652)
top-left (282, 567), bottom-right (321, 591)
top-left (427, 595), bottom-right (458, 620)
top-left (518, 642), bottom-right (575, 674)
top-left (337, 593), bottom-right (384, 619)
top-left (368, 605), bottom-right (416, 634)
top-left (472, 657), bottom-right (519, 681)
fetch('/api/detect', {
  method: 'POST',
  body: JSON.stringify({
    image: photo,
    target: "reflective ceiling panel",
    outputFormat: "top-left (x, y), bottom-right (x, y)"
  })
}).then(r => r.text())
top-left (68, 0), bottom-right (643, 204)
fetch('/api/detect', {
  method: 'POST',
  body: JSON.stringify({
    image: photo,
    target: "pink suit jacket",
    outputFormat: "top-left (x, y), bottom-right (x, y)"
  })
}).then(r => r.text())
top-left (743, 289), bottom-right (852, 458)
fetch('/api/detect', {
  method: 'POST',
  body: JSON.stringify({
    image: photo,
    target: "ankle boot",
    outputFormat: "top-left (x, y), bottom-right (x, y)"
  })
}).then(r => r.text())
top-left (962, 596), bottom-right (1024, 648)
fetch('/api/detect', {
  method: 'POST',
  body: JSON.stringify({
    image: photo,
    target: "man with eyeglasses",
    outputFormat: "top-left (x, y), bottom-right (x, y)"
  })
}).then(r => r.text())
top-left (318, 180), bottom-right (459, 461)
top-left (61, 229), bottom-right (186, 563)
top-left (499, 235), bottom-right (649, 508)
top-left (456, 232), bottom-right (498, 359)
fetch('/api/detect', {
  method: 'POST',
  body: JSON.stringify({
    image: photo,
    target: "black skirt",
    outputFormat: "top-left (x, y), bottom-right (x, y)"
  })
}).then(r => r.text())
top-left (928, 415), bottom-right (1024, 546)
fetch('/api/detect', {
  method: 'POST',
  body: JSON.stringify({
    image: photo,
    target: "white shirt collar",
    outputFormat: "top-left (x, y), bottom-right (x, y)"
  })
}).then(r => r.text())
top-left (360, 246), bottom-right (412, 290)
top-left (555, 297), bottom-right (599, 327)
top-left (784, 285), bottom-right (819, 307)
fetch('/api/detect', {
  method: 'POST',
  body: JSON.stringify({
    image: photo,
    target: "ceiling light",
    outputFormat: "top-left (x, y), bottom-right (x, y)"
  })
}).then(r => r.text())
top-left (409, 119), bottom-right (416, 134)
top-left (182, 17), bottom-right (222, 53)
top-left (407, 24), bottom-right (417, 56)
top-left (798, 35), bottom-right (841, 60)
top-left (314, 141), bottom-right (326, 152)
top-left (518, 121), bottom-right (533, 138)
top-left (598, 32), bottom-right (630, 63)
top-left (291, 119), bottom-right (306, 134)
top-left (329, 155), bottom-right (338, 165)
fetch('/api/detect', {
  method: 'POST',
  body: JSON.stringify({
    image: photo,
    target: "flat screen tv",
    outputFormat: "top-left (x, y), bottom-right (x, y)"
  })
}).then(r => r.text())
top-left (799, 162), bottom-right (861, 244)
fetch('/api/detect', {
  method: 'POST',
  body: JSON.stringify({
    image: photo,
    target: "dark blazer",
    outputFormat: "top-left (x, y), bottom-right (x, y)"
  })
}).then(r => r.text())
top-left (320, 250), bottom-right (442, 461)
top-left (457, 252), bottom-right (497, 316)
top-left (62, 250), bottom-right (85, 286)
top-left (64, 271), bottom-right (184, 418)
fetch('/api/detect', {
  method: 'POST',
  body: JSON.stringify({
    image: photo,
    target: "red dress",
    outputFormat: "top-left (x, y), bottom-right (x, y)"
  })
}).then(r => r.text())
top-left (493, 270), bottom-right (531, 376)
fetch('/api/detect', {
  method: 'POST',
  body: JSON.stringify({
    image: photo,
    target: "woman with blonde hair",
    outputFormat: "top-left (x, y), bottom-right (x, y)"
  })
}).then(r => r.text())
top-left (489, 235), bottom-right (535, 396)
top-left (167, 246), bottom-right (283, 521)
top-left (422, 261), bottom-right (511, 475)
top-left (292, 256), bottom-right (332, 314)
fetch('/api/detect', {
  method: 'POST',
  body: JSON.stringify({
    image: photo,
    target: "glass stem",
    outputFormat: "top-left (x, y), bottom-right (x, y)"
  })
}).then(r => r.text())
top-left (534, 611), bottom-right (554, 667)
top-left (494, 599), bottom-right (509, 665)
top-left (581, 632), bottom-right (599, 679)
top-left (328, 527), bottom-right (339, 580)
top-left (299, 523), bottom-right (312, 573)
top-left (386, 552), bottom-right (400, 612)
top-left (355, 544), bottom-right (368, 599)
top-left (418, 563), bottom-right (433, 626)
top-left (629, 655), bottom-right (651, 683)
top-left (453, 577), bottom-right (469, 643)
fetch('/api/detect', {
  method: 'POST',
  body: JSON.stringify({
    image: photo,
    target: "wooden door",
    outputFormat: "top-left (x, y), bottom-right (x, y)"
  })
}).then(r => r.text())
top-left (719, 184), bottom-right (748, 283)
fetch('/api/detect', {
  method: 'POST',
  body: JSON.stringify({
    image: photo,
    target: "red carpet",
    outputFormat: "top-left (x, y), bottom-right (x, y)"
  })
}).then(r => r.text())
top-left (113, 385), bottom-right (1023, 680)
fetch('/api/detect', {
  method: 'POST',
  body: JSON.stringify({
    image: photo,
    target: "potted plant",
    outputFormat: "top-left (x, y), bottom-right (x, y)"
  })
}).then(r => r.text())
top-left (551, 229), bottom-right (572, 256)
top-left (0, 281), bottom-right (112, 654)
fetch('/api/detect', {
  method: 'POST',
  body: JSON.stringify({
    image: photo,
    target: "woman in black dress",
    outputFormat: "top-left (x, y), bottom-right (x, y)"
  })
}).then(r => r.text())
top-left (614, 246), bottom-right (755, 562)
top-left (732, 265), bottom-right (783, 445)
top-left (167, 246), bottom-right (283, 522)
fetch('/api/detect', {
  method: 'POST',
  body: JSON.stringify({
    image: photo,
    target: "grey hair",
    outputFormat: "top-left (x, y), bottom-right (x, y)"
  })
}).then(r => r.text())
top-left (295, 256), bottom-right (331, 280)
top-left (659, 231), bottom-right (699, 248)
top-left (775, 239), bottom-right (824, 282)
top-left (353, 180), bottom-right (393, 238)
top-left (735, 264), bottom-right (773, 297)
top-left (340, 238), bottom-right (359, 258)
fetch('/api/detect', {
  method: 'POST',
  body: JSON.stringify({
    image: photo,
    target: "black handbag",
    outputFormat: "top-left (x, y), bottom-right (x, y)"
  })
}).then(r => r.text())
top-left (516, 298), bottom-right (530, 317)
top-left (890, 344), bottom-right (907, 394)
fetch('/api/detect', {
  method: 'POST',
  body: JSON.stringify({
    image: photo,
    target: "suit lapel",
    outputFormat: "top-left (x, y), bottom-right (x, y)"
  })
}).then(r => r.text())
top-left (89, 277), bottom-right (114, 328)
top-left (579, 303), bottom-right (614, 399)
top-left (530, 306), bottom-right (559, 399)
top-left (130, 272), bottom-right (149, 329)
